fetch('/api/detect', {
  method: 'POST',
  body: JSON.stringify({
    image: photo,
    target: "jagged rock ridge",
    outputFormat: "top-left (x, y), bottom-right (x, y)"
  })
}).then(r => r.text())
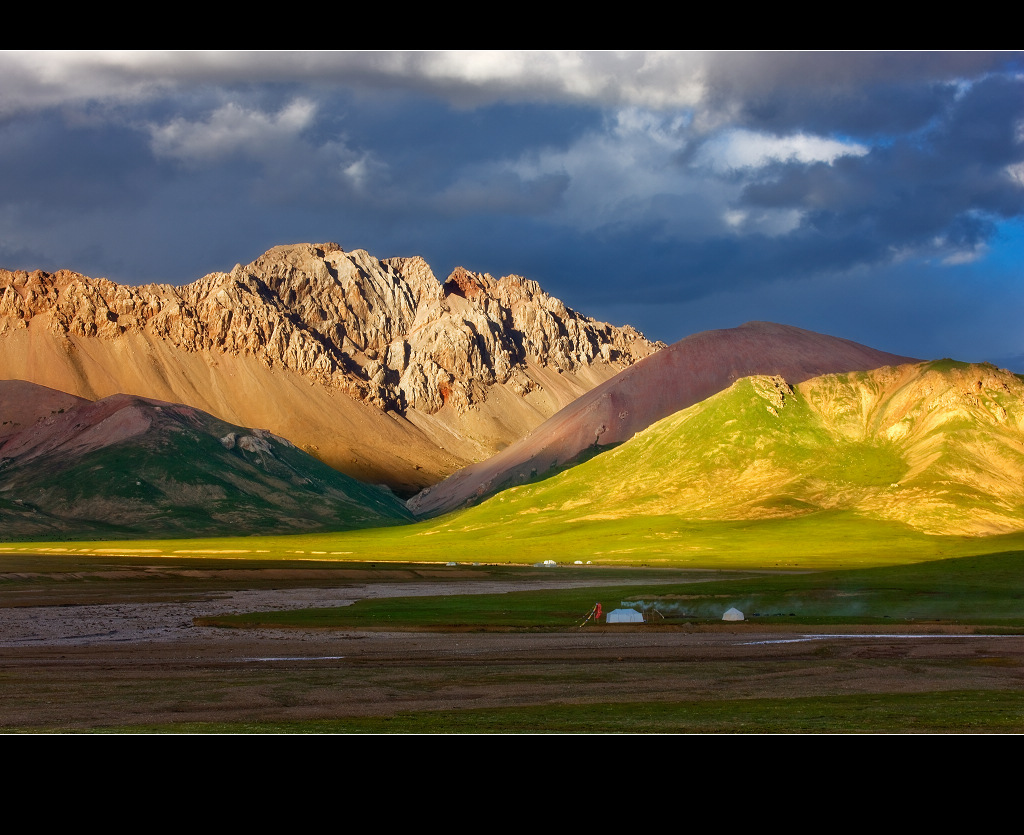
top-left (0, 243), bottom-right (658, 416)
top-left (0, 243), bottom-right (660, 492)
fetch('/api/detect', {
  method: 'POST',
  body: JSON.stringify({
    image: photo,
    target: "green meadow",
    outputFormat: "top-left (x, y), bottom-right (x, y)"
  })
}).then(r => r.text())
top-left (6, 533), bottom-right (1024, 733)
top-left (198, 548), bottom-right (1024, 630)
top-left (8, 509), bottom-right (1024, 571)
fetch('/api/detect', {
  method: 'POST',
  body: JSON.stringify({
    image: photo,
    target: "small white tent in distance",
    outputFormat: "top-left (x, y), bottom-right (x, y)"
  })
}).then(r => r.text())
top-left (607, 608), bottom-right (644, 623)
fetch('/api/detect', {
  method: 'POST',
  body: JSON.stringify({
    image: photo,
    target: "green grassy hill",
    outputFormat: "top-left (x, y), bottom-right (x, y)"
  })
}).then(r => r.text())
top-left (454, 361), bottom-right (1024, 538)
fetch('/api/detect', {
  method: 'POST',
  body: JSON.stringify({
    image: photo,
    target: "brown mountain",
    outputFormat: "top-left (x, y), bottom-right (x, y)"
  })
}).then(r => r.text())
top-left (0, 380), bottom-right (414, 539)
top-left (408, 321), bottom-right (918, 517)
top-left (0, 243), bottom-right (660, 495)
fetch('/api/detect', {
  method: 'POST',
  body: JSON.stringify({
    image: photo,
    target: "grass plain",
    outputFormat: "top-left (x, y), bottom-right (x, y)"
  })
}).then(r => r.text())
top-left (3, 539), bottom-right (1024, 733)
top-left (198, 548), bottom-right (1024, 631)
top-left (10, 508), bottom-right (1024, 570)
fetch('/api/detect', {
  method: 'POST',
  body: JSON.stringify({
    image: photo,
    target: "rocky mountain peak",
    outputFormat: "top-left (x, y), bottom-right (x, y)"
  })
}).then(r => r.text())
top-left (0, 243), bottom-right (661, 421)
top-left (443, 266), bottom-right (491, 301)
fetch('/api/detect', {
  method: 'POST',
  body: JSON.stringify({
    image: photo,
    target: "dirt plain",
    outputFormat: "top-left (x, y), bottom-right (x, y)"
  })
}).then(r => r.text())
top-left (2, 564), bottom-right (1024, 732)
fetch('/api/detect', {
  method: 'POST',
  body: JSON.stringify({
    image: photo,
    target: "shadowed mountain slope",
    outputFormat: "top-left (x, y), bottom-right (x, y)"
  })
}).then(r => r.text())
top-left (0, 381), bottom-right (414, 539)
top-left (409, 321), bottom-right (917, 517)
top-left (0, 243), bottom-right (660, 494)
top-left (443, 361), bottom-right (1024, 537)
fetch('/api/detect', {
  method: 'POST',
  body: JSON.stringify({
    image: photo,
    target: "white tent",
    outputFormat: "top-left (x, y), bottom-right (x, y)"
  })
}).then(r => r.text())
top-left (607, 608), bottom-right (644, 623)
top-left (722, 607), bottom-right (745, 621)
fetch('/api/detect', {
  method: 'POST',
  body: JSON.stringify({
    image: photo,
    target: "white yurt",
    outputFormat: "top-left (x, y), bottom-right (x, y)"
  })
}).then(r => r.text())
top-left (607, 608), bottom-right (645, 623)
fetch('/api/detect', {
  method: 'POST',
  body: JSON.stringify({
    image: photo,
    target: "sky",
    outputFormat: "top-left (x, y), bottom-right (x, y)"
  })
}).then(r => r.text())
top-left (1, 51), bottom-right (1023, 367)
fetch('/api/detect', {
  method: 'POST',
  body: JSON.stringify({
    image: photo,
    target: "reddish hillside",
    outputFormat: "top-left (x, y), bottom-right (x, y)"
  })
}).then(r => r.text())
top-left (0, 380), bottom-right (89, 443)
top-left (408, 321), bottom-right (918, 517)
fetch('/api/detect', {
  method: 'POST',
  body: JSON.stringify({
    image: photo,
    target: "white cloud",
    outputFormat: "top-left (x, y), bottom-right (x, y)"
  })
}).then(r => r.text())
top-left (148, 98), bottom-right (317, 164)
top-left (496, 108), bottom-right (723, 233)
top-left (942, 248), bottom-right (986, 265)
top-left (0, 51), bottom-right (1010, 119)
top-left (0, 50), bottom-right (1007, 122)
top-left (0, 51), bottom-right (168, 114)
top-left (0, 51), bottom-right (706, 115)
top-left (695, 128), bottom-right (869, 173)
top-left (410, 50), bottom-right (709, 109)
top-left (143, 96), bottom-right (382, 202)
top-left (935, 231), bottom-right (988, 265)
top-left (449, 108), bottom-right (833, 239)
top-left (341, 154), bottom-right (386, 192)
top-left (723, 209), bottom-right (747, 228)
top-left (721, 207), bottom-right (804, 236)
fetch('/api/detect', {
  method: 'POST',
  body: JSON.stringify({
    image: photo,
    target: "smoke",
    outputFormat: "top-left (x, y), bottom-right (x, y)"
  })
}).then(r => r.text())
top-left (622, 592), bottom-right (876, 619)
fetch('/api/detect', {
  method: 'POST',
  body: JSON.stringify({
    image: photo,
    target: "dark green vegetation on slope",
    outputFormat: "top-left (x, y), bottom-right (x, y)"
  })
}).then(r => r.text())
top-left (0, 393), bottom-right (413, 539)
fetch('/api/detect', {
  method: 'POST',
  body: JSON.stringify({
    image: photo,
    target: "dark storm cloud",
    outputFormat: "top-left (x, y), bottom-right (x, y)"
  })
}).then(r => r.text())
top-left (0, 51), bottom-right (1022, 362)
top-left (731, 74), bottom-right (1024, 264)
top-left (698, 51), bottom-right (1022, 130)
top-left (0, 109), bottom-right (159, 206)
top-left (734, 80), bottom-right (960, 137)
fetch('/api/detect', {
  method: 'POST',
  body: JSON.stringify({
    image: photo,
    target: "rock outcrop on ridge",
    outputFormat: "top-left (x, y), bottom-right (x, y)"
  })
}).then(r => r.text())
top-left (0, 243), bottom-right (660, 494)
top-left (408, 321), bottom-right (919, 517)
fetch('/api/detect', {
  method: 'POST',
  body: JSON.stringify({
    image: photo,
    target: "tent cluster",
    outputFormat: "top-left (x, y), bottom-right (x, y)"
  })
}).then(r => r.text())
top-left (583, 604), bottom-right (746, 624)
